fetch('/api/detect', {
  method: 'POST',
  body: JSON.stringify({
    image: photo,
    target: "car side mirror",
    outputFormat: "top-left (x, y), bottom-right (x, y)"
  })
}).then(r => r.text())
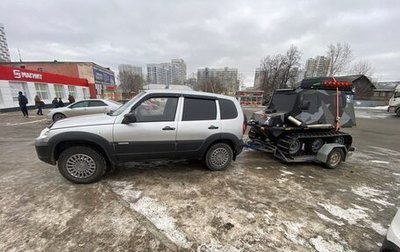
top-left (300, 101), bottom-right (310, 110)
top-left (122, 112), bottom-right (136, 124)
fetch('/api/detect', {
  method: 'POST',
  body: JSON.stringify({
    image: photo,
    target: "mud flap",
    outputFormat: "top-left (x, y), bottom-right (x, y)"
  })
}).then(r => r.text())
top-left (316, 143), bottom-right (347, 164)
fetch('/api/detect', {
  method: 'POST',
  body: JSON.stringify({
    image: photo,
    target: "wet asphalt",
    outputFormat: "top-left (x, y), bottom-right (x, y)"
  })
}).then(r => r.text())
top-left (0, 107), bottom-right (399, 251)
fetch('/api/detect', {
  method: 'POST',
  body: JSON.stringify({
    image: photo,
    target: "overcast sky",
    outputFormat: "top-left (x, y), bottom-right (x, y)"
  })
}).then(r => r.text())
top-left (1, 0), bottom-right (399, 85)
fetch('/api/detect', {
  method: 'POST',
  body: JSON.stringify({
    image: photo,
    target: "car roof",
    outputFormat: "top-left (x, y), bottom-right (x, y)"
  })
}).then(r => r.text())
top-left (143, 89), bottom-right (236, 100)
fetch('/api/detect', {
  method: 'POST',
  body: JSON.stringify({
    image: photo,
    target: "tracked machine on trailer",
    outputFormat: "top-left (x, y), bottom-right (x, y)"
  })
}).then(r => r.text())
top-left (247, 77), bottom-right (356, 168)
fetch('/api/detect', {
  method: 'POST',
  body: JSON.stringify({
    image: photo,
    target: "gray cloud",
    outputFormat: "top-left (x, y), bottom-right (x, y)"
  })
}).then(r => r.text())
top-left (1, 0), bottom-right (399, 83)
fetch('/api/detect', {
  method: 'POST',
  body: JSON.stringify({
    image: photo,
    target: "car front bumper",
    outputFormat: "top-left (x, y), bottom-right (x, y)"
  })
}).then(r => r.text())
top-left (35, 139), bottom-right (55, 165)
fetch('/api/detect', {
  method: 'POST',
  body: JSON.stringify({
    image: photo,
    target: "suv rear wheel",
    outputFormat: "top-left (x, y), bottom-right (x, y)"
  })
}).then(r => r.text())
top-left (58, 146), bottom-right (106, 183)
top-left (204, 143), bottom-right (233, 171)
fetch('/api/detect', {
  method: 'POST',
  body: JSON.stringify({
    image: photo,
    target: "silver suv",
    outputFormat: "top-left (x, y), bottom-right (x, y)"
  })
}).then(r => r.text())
top-left (35, 90), bottom-right (246, 183)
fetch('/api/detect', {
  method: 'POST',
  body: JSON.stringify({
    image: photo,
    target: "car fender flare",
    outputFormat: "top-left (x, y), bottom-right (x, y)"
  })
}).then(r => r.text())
top-left (48, 132), bottom-right (115, 165)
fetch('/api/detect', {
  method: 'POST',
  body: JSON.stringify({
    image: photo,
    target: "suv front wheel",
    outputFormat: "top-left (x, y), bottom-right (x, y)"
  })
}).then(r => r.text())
top-left (204, 143), bottom-right (233, 171)
top-left (58, 146), bottom-right (106, 184)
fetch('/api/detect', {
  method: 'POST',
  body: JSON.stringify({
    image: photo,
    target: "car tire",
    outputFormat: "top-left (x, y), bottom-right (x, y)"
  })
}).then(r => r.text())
top-left (204, 143), bottom-right (233, 171)
top-left (325, 148), bottom-right (344, 169)
top-left (58, 146), bottom-right (106, 184)
top-left (396, 108), bottom-right (400, 117)
top-left (53, 113), bottom-right (66, 121)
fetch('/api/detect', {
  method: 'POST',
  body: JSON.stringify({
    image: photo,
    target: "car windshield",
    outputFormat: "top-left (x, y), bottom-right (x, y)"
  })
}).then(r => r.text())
top-left (110, 92), bottom-right (146, 116)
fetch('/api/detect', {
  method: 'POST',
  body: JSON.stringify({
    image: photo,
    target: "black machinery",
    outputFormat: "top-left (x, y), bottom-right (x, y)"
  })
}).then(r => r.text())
top-left (247, 77), bottom-right (356, 168)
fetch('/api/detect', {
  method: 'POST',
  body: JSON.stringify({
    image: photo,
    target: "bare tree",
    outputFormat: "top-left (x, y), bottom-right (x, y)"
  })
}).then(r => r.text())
top-left (351, 59), bottom-right (374, 77)
top-left (326, 42), bottom-right (353, 76)
top-left (118, 70), bottom-right (144, 95)
top-left (280, 45), bottom-right (302, 88)
top-left (199, 77), bottom-right (225, 93)
top-left (258, 45), bottom-right (302, 94)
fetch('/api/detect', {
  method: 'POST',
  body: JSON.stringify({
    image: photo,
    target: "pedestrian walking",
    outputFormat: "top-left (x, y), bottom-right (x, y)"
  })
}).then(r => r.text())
top-left (68, 94), bottom-right (75, 104)
top-left (18, 91), bottom-right (29, 118)
top-left (58, 98), bottom-right (64, 107)
top-left (34, 95), bottom-right (44, 115)
top-left (52, 97), bottom-right (59, 108)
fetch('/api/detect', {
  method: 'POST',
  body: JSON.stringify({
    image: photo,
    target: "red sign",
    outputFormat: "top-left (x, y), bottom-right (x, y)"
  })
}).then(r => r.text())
top-left (106, 85), bottom-right (116, 91)
top-left (0, 65), bottom-right (88, 87)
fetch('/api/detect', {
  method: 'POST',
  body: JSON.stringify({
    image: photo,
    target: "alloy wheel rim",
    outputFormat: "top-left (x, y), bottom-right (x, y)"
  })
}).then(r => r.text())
top-left (66, 154), bottom-right (96, 178)
top-left (210, 148), bottom-right (229, 168)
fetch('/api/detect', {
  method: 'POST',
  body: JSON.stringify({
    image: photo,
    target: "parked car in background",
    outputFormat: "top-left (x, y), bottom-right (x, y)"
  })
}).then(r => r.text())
top-left (47, 99), bottom-right (122, 121)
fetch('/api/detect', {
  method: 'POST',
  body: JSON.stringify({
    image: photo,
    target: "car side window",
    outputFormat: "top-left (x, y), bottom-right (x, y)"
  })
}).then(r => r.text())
top-left (219, 99), bottom-right (238, 119)
top-left (182, 98), bottom-right (216, 121)
top-left (70, 101), bottom-right (89, 108)
top-left (135, 97), bottom-right (178, 122)
top-left (89, 100), bottom-right (107, 107)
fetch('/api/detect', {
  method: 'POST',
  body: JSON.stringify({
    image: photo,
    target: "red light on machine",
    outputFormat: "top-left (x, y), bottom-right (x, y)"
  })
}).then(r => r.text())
top-left (322, 80), bottom-right (352, 88)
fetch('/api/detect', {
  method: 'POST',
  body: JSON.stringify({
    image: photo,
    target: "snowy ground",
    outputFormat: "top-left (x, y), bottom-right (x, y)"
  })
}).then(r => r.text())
top-left (0, 108), bottom-right (399, 251)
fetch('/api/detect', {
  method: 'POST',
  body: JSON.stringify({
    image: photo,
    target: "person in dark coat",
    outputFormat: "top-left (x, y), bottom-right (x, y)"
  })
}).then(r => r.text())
top-left (52, 97), bottom-right (59, 108)
top-left (34, 95), bottom-right (44, 115)
top-left (18, 91), bottom-right (29, 118)
top-left (58, 98), bottom-right (64, 107)
top-left (68, 94), bottom-right (75, 104)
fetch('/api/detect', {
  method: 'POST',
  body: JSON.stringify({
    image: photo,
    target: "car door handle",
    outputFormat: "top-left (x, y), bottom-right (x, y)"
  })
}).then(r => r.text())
top-left (208, 125), bottom-right (219, 129)
top-left (162, 126), bottom-right (175, 131)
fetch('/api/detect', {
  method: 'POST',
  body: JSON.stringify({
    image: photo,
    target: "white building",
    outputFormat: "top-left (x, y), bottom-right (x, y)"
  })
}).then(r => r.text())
top-left (304, 56), bottom-right (331, 78)
top-left (0, 23), bottom-right (11, 62)
top-left (147, 59), bottom-right (187, 86)
top-left (0, 65), bottom-right (90, 110)
top-left (197, 67), bottom-right (239, 93)
top-left (171, 59), bottom-right (186, 85)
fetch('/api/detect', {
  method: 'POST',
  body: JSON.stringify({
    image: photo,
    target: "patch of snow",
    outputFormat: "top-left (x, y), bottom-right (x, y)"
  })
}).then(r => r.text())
top-left (255, 167), bottom-right (263, 170)
top-left (367, 221), bottom-right (387, 236)
top-left (310, 236), bottom-right (353, 252)
top-left (318, 203), bottom-right (368, 225)
top-left (370, 146), bottom-right (400, 157)
top-left (281, 170), bottom-right (294, 176)
top-left (370, 198), bottom-right (395, 207)
top-left (109, 181), bottom-right (192, 249)
top-left (197, 238), bottom-right (241, 252)
top-left (277, 178), bottom-right (289, 183)
top-left (356, 106), bottom-right (389, 110)
top-left (314, 211), bottom-right (344, 226)
top-left (283, 221), bottom-right (306, 245)
top-left (6, 119), bottom-right (47, 126)
top-left (370, 160), bottom-right (390, 164)
top-left (351, 186), bottom-right (388, 198)
top-left (393, 173), bottom-right (400, 176)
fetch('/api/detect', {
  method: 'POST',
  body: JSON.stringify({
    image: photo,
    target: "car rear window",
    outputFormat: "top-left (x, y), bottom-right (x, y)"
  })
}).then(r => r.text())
top-left (182, 98), bottom-right (216, 121)
top-left (219, 99), bottom-right (238, 119)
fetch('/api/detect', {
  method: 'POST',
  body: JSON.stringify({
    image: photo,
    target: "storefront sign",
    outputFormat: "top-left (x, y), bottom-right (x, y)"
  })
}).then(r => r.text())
top-left (13, 69), bottom-right (42, 80)
top-left (93, 67), bottom-right (115, 85)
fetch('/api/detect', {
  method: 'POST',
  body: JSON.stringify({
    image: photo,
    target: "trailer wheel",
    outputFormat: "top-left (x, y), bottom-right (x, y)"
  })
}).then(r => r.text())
top-left (325, 148), bottom-right (344, 169)
top-left (306, 138), bottom-right (324, 154)
top-left (288, 138), bottom-right (302, 155)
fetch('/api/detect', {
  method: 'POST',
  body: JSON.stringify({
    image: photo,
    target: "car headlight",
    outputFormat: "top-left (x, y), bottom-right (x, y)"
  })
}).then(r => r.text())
top-left (38, 128), bottom-right (50, 139)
